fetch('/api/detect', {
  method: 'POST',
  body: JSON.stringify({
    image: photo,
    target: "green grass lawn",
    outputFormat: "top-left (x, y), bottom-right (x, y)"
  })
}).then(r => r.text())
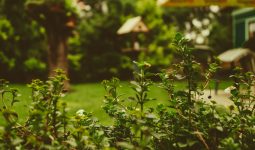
top-left (1, 80), bottom-right (232, 125)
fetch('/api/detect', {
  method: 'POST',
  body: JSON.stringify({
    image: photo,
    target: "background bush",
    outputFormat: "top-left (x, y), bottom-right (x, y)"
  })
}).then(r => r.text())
top-left (0, 0), bottom-right (234, 82)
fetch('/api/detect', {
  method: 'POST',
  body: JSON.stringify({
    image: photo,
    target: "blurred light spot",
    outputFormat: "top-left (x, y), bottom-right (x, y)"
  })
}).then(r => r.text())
top-left (192, 18), bottom-right (202, 28)
top-left (185, 22), bottom-right (191, 30)
top-left (185, 33), bottom-right (192, 40)
top-left (201, 29), bottom-right (210, 37)
top-left (196, 35), bottom-right (204, 44)
top-left (202, 18), bottom-right (210, 26)
top-left (190, 31), bottom-right (196, 39)
top-left (210, 5), bottom-right (220, 13)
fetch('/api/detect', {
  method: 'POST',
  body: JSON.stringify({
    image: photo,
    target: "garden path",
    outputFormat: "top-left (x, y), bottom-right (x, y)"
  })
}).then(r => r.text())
top-left (202, 90), bottom-right (234, 107)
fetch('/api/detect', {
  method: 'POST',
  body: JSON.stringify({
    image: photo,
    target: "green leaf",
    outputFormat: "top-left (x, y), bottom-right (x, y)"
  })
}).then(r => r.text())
top-left (11, 99), bottom-right (20, 106)
top-left (177, 142), bottom-right (188, 148)
top-left (117, 142), bottom-right (134, 149)
top-left (216, 126), bottom-right (223, 132)
top-left (175, 33), bottom-right (183, 42)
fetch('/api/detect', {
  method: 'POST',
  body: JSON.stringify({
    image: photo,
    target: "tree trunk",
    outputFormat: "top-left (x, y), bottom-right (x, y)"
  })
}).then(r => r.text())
top-left (47, 32), bottom-right (70, 90)
top-left (26, 3), bottom-right (76, 90)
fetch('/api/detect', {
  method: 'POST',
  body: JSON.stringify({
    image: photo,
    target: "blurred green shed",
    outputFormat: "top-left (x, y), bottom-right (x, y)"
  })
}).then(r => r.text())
top-left (232, 8), bottom-right (255, 47)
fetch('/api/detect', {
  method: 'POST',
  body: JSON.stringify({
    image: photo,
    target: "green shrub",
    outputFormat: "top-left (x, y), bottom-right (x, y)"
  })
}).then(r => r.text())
top-left (0, 34), bottom-right (254, 149)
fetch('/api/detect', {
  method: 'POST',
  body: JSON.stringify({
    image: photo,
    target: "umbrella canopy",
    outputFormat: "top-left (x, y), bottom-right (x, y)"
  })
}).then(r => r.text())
top-left (157, 0), bottom-right (255, 7)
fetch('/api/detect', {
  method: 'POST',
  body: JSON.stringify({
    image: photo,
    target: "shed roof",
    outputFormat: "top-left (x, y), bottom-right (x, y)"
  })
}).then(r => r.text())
top-left (232, 8), bottom-right (255, 16)
top-left (218, 48), bottom-right (252, 63)
top-left (117, 16), bottom-right (148, 35)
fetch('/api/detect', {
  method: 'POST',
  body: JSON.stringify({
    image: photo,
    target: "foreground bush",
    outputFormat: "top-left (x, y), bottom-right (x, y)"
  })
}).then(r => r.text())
top-left (0, 34), bottom-right (254, 149)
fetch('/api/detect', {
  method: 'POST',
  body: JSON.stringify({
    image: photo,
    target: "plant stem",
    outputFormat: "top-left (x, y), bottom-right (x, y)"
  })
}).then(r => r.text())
top-left (52, 97), bottom-right (58, 138)
top-left (188, 72), bottom-right (192, 129)
top-left (63, 104), bottom-right (67, 140)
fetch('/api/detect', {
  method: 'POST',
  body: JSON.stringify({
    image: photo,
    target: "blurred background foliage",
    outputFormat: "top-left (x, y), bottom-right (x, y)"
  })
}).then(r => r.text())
top-left (0, 0), bottom-right (233, 82)
top-left (0, 0), bottom-right (46, 82)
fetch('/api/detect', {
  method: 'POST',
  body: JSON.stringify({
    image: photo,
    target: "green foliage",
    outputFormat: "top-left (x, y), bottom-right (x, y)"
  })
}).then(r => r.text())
top-left (24, 57), bottom-right (46, 72)
top-left (67, 53), bottom-right (83, 71)
top-left (0, 0), bottom-right (46, 81)
top-left (69, 0), bottom-right (177, 81)
top-left (0, 34), bottom-right (254, 149)
top-left (136, 0), bottom-right (176, 68)
top-left (209, 8), bottom-right (233, 54)
top-left (0, 18), bottom-right (16, 70)
top-left (25, 0), bottom-right (85, 17)
top-left (0, 0), bottom-right (234, 82)
top-left (0, 18), bottom-right (13, 40)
